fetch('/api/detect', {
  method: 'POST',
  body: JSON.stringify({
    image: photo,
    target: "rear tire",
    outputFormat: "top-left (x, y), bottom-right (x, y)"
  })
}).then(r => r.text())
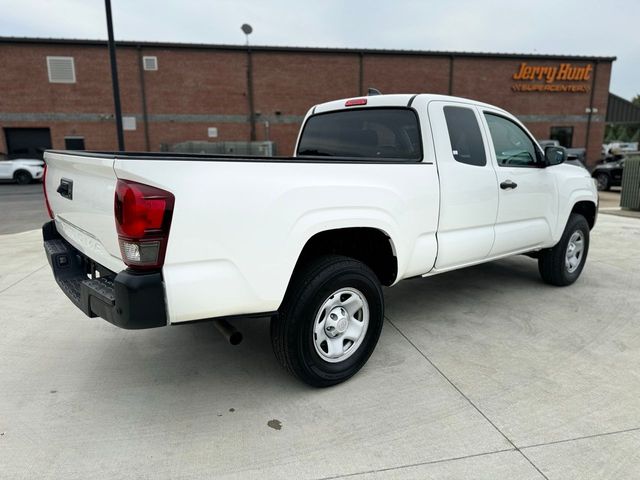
top-left (538, 214), bottom-right (590, 286)
top-left (14, 170), bottom-right (32, 185)
top-left (271, 255), bottom-right (384, 387)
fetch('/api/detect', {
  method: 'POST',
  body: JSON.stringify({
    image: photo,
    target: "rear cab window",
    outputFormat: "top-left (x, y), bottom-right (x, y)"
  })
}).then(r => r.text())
top-left (443, 106), bottom-right (487, 167)
top-left (297, 108), bottom-right (422, 161)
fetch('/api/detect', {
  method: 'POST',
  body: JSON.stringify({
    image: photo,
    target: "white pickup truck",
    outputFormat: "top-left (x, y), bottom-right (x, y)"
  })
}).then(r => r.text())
top-left (43, 93), bottom-right (598, 386)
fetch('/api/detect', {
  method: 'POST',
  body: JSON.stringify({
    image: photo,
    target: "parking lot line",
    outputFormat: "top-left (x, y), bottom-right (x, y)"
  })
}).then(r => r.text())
top-left (386, 316), bottom-right (550, 480)
top-left (0, 264), bottom-right (46, 295)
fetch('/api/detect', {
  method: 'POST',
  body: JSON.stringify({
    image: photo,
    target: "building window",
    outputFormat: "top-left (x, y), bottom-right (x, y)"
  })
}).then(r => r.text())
top-left (64, 137), bottom-right (85, 150)
top-left (443, 106), bottom-right (487, 166)
top-left (47, 56), bottom-right (76, 83)
top-left (123, 117), bottom-right (137, 130)
top-left (143, 56), bottom-right (158, 71)
top-left (550, 126), bottom-right (574, 148)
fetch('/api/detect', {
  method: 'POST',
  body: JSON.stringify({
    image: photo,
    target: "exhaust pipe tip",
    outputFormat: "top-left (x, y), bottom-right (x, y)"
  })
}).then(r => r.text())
top-left (212, 318), bottom-right (243, 346)
top-left (228, 330), bottom-right (243, 346)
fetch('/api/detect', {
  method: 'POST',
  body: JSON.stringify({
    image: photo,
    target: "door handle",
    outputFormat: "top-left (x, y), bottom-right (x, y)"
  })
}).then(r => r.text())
top-left (57, 179), bottom-right (73, 200)
top-left (500, 180), bottom-right (517, 190)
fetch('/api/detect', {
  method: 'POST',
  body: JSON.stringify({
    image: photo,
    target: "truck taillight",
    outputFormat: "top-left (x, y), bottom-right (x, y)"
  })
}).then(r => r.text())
top-left (43, 163), bottom-right (54, 219)
top-left (114, 179), bottom-right (174, 270)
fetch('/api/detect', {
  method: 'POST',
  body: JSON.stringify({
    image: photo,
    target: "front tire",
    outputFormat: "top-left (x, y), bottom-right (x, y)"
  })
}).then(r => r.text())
top-left (538, 214), bottom-right (590, 286)
top-left (271, 255), bottom-right (384, 387)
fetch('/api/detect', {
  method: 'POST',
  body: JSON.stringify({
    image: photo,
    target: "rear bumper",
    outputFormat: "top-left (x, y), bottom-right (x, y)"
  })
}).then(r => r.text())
top-left (42, 220), bottom-right (168, 329)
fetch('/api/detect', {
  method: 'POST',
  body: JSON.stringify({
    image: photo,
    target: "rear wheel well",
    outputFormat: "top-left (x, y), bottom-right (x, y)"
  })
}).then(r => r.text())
top-left (571, 201), bottom-right (596, 230)
top-left (13, 169), bottom-right (31, 178)
top-left (294, 228), bottom-right (397, 286)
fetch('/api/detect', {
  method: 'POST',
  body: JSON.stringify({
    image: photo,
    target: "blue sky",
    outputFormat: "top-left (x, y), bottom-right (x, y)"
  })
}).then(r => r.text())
top-left (1, 0), bottom-right (637, 99)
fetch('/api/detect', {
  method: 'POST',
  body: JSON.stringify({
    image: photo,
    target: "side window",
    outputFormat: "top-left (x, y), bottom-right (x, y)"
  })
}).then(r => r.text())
top-left (484, 113), bottom-right (540, 167)
top-left (443, 106), bottom-right (487, 167)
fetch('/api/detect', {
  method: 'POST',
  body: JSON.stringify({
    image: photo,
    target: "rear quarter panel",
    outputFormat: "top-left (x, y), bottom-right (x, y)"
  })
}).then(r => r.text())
top-left (114, 158), bottom-right (440, 323)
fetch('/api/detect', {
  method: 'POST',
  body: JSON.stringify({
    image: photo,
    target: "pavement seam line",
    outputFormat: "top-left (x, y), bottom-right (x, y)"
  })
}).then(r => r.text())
top-left (313, 447), bottom-right (516, 480)
top-left (520, 425), bottom-right (640, 450)
top-left (0, 264), bottom-right (47, 295)
top-left (385, 316), bottom-right (550, 480)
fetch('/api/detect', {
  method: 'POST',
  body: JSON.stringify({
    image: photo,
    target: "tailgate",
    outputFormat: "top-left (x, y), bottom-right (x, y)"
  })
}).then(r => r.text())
top-left (44, 151), bottom-right (125, 273)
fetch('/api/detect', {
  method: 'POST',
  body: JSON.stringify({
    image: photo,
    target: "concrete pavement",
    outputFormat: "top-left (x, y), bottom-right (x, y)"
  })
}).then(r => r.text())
top-left (598, 188), bottom-right (640, 220)
top-left (1, 215), bottom-right (639, 479)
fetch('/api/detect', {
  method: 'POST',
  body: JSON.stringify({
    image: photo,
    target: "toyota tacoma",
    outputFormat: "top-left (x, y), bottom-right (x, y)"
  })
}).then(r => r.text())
top-left (42, 93), bottom-right (598, 386)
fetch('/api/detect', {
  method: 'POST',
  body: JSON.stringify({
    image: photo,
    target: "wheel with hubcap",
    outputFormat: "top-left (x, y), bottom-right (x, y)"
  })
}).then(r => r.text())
top-left (14, 170), bottom-right (32, 185)
top-left (313, 287), bottom-right (369, 363)
top-left (564, 230), bottom-right (585, 274)
top-left (538, 213), bottom-right (590, 286)
top-left (271, 255), bottom-right (384, 387)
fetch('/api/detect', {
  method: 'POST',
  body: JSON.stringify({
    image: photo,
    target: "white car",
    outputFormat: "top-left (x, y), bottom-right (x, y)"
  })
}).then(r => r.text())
top-left (604, 141), bottom-right (639, 153)
top-left (42, 93), bottom-right (598, 386)
top-left (0, 158), bottom-right (44, 184)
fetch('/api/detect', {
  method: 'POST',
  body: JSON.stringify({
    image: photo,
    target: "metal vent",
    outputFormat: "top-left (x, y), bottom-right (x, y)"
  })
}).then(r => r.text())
top-left (47, 56), bottom-right (76, 83)
top-left (143, 56), bottom-right (158, 71)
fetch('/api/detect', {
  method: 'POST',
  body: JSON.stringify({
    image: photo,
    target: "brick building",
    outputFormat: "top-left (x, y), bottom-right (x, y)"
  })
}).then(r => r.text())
top-left (0, 37), bottom-right (615, 166)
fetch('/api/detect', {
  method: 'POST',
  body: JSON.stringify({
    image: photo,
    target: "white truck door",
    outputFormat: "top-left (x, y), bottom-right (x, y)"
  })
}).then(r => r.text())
top-left (428, 101), bottom-right (499, 270)
top-left (480, 110), bottom-right (559, 256)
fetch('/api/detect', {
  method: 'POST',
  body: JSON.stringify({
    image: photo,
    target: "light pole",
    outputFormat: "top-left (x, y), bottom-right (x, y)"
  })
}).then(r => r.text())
top-left (105, 0), bottom-right (125, 151)
top-left (242, 23), bottom-right (256, 142)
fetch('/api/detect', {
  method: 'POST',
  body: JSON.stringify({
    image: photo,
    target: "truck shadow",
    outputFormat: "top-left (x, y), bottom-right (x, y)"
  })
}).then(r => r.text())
top-left (87, 255), bottom-right (544, 394)
top-left (90, 313), bottom-right (308, 395)
top-left (384, 254), bottom-right (553, 326)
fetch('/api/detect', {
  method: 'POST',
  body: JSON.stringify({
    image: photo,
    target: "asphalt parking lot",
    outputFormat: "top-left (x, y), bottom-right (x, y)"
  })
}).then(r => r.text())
top-left (1, 185), bottom-right (640, 479)
top-left (0, 182), bottom-right (49, 235)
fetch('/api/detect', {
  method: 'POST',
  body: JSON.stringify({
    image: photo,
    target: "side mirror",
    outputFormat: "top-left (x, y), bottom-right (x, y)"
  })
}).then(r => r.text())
top-left (544, 146), bottom-right (566, 166)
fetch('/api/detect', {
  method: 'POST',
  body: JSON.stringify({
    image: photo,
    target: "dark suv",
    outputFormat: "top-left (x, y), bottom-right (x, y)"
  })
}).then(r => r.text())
top-left (592, 157), bottom-right (624, 191)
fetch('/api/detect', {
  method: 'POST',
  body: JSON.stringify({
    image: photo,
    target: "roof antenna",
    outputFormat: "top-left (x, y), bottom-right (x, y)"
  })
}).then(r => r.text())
top-left (367, 87), bottom-right (382, 96)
